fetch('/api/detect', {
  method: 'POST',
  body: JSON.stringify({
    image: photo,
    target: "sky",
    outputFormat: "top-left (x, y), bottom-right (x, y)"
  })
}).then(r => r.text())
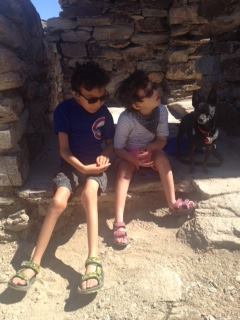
top-left (31, 0), bottom-right (61, 20)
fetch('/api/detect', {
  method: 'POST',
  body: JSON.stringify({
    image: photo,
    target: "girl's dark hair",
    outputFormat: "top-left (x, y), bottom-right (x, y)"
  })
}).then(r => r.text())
top-left (115, 70), bottom-right (149, 111)
top-left (71, 61), bottom-right (110, 92)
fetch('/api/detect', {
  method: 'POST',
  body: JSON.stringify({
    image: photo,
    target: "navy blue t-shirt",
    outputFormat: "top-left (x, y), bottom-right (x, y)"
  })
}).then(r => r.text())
top-left (54, 98), bottom-right (115, 165)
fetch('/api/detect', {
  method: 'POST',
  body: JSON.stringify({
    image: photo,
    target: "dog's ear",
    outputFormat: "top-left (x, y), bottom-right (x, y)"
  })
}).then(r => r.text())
top-left (192, 90), bottom-right (202, 109)
top-left (207, 88), bottom-right (217, 106)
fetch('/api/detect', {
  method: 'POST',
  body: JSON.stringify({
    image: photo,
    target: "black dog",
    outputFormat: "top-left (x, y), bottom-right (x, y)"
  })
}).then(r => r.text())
top-left (177, 97), bottom-right (223, 173)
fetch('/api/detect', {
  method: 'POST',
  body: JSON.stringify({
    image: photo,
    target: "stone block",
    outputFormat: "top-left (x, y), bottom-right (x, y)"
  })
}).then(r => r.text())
top-left (0, 15), bottom-right (24, 49)
top-left (61, 30), bottom-right (90, 42)
top-left (0, 111), bottom-right (28, 151)
top-left (0, 148), bottom-right (29, 187)
top-left (93, 26), bottom-right (133, 41)
top-left (166, 61), bottom-right (202, 81)
top-left (47, 17), bottom-right (77, 30)
top-left (169, 5), bottom-right (207, 25)
top-left (5, 209), bottom-right (30, 232)
top-left (168, 48), bottom-right (196, 64)
top-left (137, 17), bottom-right (168, 33)
top-left (0, 94), bottom-right (24, 124)
top-left (137, 60), bottom-right (165, 72)
top-left (142, 9), bottom-right (168, 17)
top-left (0, 46), bottom-right (23, 74)
top-left (131, 33), bottom-right (169, 46)
top-left (122, 46), bottom-right (150, 60)
top-left (178, 216), bottom-right (240, 250)
top-left (61, 43), bottom-right (87, 58)
top-left (60, 3), bottom-right (103, 18)
top-left (0, 72), bottom-right (24, 91)
top-left (77, 17), bottom-right (112, 27)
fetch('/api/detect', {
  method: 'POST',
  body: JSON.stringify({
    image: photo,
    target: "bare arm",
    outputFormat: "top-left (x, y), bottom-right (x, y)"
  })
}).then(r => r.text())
top-left (146, 137), bottom-right (167, 152)
top-left (58, 132), bottom-right (110, 174)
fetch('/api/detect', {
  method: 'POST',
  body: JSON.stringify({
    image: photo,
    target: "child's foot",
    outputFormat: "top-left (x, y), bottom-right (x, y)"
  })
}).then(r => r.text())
top-left (78, 257), bottom-right (104, 294)
top-left (8, 260), bottom-right (40, 291)
top-left (113, 221), bottom-right (128, 247)
top-left (169, 198), bottom-right (197, 215)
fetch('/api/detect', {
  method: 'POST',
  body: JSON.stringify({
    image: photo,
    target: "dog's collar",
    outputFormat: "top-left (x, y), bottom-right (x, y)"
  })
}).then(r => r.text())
top-left (197, 126), bottom-right (211, 136)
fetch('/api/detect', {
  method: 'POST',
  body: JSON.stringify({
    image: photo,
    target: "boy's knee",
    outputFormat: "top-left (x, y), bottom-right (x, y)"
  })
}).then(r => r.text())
top-left (80, 186), bottom-right (98, 204)
top-left (50, 197), bottom-right (68, 213)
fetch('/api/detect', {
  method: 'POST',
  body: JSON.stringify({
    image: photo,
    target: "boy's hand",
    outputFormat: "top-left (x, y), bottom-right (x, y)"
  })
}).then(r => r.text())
top-left (96, 155), bottom-right (110, 166)
top-left (82, 163), bottom-right (111, 175)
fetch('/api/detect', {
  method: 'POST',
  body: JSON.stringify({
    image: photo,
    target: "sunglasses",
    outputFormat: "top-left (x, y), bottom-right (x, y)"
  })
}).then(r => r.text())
top-left (135, 83), bottom-right (158, 101)
top-left (78, 90), bottom-right (109, 104)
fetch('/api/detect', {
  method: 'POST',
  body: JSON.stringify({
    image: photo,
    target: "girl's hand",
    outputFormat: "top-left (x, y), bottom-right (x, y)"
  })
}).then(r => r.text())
top-left (136, 149), bottom-right (153, 167)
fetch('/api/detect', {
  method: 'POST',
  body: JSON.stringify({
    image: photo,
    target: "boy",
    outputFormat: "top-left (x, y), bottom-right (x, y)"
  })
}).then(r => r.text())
top-left (8, 62), bottom-right (115, 294)
top-left (113, 70), bottom-right (196, 247)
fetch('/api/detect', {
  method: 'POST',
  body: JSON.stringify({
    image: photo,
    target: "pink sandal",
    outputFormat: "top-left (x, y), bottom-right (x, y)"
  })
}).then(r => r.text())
top-left (113, 222), bottom-right (128, 248)
top-left (170, 198), bottom-right (196, 215)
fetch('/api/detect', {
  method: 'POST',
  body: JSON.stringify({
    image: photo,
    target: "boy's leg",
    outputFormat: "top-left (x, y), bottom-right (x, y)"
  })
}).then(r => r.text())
top-left (114, 160), bottom-right (135, 244)
top-left (11, 186), bottom-right (71, 286)
top-left (153, 151), bottom-right (176, 209)
top-left (80, 178), bottom-right (100, 290)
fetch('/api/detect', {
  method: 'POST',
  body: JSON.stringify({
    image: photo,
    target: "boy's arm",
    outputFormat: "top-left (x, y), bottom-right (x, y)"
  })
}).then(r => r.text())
top-left (58, 133), bottom-right (110, 174)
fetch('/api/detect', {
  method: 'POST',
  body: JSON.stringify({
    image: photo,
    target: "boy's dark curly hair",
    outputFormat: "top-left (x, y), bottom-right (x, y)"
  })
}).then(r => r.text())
top-left (71, 61), bottom-right (110, 92)
top-left (115, 70), bottom-right (149, 112)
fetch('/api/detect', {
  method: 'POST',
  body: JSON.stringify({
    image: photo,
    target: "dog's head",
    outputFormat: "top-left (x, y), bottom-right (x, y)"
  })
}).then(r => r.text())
top-left (195, 102), bottom-right (216, 125)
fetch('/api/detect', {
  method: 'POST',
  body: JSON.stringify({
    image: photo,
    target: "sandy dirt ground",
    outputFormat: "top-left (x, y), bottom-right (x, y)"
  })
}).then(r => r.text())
top-left (0, 193), bottom-right (240, 320)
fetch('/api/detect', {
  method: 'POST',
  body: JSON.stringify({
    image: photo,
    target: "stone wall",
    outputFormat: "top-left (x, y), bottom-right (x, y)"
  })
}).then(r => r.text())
top-left (0, 0), bottom-right (49, 189)
top-left (46, 0), bottom-right (240, 108)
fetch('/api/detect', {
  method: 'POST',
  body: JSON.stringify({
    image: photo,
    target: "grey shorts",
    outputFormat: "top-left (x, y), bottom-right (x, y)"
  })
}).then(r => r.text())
top-left (52, 164), bottom-right (108, 194)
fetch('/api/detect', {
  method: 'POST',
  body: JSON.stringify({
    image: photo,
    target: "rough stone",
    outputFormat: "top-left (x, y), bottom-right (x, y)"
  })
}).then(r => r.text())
top-left (0, 149), bottom-right (29, 187)
top-left (169, 5), bottom-right (207, 25)
top-left (168, 48), bottom-right (196, 64)
top-left (61, 43), bottom-right (87, 58)
top-left (131, 33), bottom-right (169, 46)
top-left (0, 47), bottom-right (23, 74)
top-left (137, 60), bottom-right (165, 72)
top-left (142, 9), bottom-right (168, 17)
top-left (61, 30), bottom-right (90, 42)
top-left (0, 15), bottom-right (24, 49)
top-left (77, 17), bottom-right (112, 27)
top-left (0, 94), bottom-right (24, 124)
top-left (166, 61), bottom-right (202, 80)
top-left (0, 72), bottom-right (24, 91)
top-left (0, 111), bottom-right (28, 151)
top-left (177, 216), bottom-right (240, 250)
top-left (4, 209), bottom-right (30, 232)
top-left (93, 26), bottom-right (133, 41)
top-left (47, 17), bottom-right (77, 30)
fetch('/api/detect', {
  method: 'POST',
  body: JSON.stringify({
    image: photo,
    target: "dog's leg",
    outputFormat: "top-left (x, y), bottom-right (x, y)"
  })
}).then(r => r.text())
top-left (189, 144), bottom-right (196, 173)
top-left (202, 146), bottom-right (211, 173)
top-left (213, 147), bottom-right (223, 166)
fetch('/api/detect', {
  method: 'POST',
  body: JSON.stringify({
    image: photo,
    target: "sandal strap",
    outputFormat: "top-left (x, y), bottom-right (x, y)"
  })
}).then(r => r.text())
top-left (85, 256), bottom-right (102, 269)
top-left (21, 260), bottom-right (40, 274)
top-left (113, 222), bottom-right (126, 229)
top-left (81, 270), bottom-right (103, 284)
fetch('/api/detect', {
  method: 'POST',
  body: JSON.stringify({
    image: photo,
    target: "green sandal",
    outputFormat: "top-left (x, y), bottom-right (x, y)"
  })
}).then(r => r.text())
top-left (78, 257), bottom-right (104, 295)
top-left (8, 260), bottom-right (40, 292)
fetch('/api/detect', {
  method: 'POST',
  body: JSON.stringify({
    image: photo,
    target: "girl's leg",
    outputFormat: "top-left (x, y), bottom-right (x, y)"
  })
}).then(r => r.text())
top-left (80, 179), bottom-right (99, 290)
top-left (11, 187), bottom-right (71, 285)
top-left (114, 160), bottom-right (135, 244)
top-left (154, 151), bottom-right (176, 209)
